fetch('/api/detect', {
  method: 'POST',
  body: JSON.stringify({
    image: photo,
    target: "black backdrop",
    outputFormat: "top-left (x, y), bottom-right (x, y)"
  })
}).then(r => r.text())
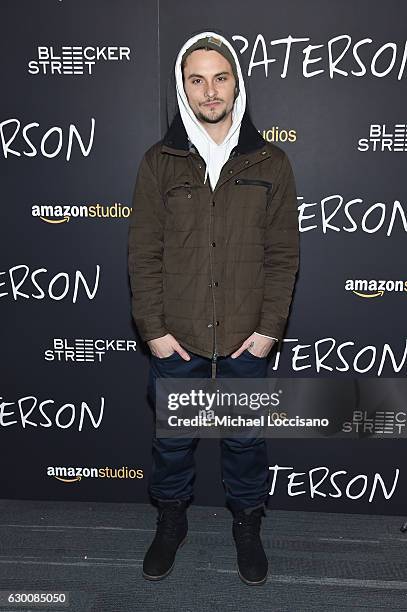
top-left (1, 0), bottom-right (406, 516)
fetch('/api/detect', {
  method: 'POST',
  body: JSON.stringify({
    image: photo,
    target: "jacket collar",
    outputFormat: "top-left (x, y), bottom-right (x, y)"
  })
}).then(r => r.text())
top-left (161, 109), bottom-right (265, 157)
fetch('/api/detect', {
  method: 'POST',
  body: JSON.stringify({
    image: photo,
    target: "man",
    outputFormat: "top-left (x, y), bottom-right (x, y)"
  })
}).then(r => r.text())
top-left (128, 29), bottom-right (299, 585)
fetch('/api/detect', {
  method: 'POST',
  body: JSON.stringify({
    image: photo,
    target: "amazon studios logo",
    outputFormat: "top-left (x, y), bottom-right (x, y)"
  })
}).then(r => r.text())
top-left (47, 465), bottom-right (144, 482)
top-left (345, 278), bottom-right (407, 298)
top-left (28, 46), bottom-right (131, 75)
top-left (33, 202), bottom-right (132, 223)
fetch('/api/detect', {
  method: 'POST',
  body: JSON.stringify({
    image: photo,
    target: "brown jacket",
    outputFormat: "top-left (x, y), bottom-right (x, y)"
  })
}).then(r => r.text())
top-left (128, 110), bottom-right (299, 359)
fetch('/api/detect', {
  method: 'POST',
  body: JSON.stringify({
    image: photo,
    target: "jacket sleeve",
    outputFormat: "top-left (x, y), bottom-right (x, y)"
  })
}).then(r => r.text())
top-left (128, 151), bottom-right (167, 342)
top-left (254, 151), bottom-right (300, 341)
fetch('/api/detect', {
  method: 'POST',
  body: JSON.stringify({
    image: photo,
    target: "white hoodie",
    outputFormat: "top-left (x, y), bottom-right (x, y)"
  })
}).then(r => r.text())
top-left (174, 31), bottom-right (247, 191)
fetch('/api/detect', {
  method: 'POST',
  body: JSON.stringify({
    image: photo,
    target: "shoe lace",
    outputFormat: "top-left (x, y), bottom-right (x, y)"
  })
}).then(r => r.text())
top-left (233, 511), bottom-right (262, 548)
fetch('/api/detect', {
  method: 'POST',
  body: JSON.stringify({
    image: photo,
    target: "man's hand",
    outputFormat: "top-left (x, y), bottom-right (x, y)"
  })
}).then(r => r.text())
top-left (230, 333), bottom-right (276, 359)
top-left (147, 333), bottom-right (191, 360)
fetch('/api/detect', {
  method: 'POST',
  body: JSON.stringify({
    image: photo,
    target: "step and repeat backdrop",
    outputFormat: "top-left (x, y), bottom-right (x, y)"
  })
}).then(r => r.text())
top-left (1, 0), bottom-right (406, 515)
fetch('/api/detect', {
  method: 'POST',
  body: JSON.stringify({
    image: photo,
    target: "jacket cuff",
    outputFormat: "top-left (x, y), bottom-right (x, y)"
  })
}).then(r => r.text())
top-left (254, 318), bottom-right (286, 342)
top-left (134, 316), bottom-right (168, 342)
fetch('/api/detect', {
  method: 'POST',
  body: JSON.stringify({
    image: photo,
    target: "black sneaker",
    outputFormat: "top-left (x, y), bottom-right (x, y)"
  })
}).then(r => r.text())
top-left (232, 506), bottom-right (268, 585)
top-left (142, 499), bottom-right (188, 580)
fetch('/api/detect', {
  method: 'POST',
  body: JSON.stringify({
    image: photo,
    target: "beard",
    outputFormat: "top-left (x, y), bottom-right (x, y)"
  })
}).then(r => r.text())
top-left (195, 104), bottom-right (229, 124)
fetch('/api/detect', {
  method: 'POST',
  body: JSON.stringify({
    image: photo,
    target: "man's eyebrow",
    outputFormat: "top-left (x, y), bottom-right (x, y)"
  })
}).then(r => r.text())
top-left (187, 71), bottom-right (231, 79)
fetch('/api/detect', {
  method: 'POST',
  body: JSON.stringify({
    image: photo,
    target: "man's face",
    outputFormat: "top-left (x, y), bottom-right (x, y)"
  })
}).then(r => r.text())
top-left (182, 49), bottom-right (237, 125)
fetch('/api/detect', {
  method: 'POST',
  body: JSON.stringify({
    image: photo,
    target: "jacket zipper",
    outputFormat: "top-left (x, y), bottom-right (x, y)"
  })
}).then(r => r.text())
top-left (192, 152), bottom-right (219, 377)
top-left (195, 151), bottom-right (273, 375)
top-left (235, 178), bottom-right (273, 192)
top-left (208, 184), bottom-right (218, 379)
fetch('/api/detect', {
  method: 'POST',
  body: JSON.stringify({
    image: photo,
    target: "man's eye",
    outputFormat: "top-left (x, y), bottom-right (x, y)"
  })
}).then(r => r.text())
top-left (191, 77), bottom-right (226, 84)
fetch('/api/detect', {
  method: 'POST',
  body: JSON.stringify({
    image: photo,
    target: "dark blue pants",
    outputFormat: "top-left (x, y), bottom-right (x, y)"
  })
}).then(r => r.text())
top-left (147, 349), bottom-right (270, 514)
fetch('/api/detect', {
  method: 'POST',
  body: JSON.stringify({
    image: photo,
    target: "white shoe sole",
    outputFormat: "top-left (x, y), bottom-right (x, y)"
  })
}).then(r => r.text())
top-left (237, 567), bottom-right (268, 586)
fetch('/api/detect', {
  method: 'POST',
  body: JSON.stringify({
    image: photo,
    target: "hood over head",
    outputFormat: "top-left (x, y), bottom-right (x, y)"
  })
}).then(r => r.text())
top-left (166, 29), bottom-right (248, 190)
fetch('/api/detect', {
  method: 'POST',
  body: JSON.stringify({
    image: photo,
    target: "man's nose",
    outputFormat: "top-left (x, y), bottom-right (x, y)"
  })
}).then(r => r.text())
top-left (205, 83), bottom-right (218, 98)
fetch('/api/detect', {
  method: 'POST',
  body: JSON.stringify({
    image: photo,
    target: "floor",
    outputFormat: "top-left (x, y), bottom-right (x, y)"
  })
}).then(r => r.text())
top-left (0, 499), bottom-right (407, 611)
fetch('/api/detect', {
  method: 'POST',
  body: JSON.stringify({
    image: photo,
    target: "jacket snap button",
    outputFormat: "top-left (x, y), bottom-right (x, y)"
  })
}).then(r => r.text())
top-left (187, 193), bottom-right (192, 198)
top-left (244, 160), bottom-right (249, 164)
top-left (215, 321), bottom-right (219, 326)
top-left (213, 281), bottom-right (218, 287)
top-left (261, 151), bottom-right (266, 155)
top-left (211, 242), bottom-right (216, 247)
top-left (208, 283), bottom-right (212, 288)
top-left (207, 323), bottom-right (213, 328)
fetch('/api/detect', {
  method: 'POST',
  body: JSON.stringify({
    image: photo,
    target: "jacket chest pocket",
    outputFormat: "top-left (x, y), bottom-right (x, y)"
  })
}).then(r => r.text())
top-left (235, 178), bottom-right (273, 193)
top-left (165, 181), bottom-right (193, 205)
top-left (164, 181), bottom-right (198, 232)
top-left (233, 178), bottom-right (273, 225)
top-left (165, 181), bottom-right (192, 199)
